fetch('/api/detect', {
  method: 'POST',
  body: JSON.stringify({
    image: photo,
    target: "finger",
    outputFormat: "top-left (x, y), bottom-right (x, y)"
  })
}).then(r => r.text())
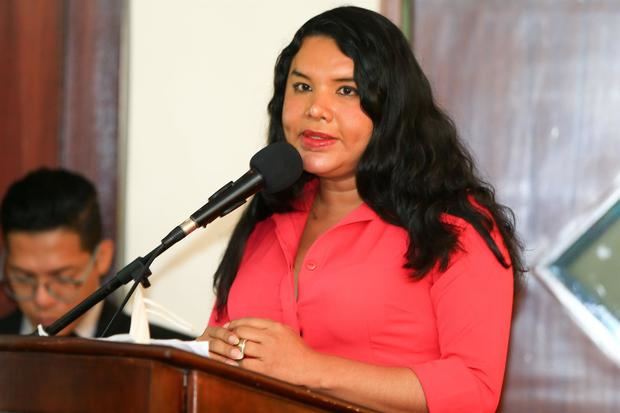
top-left (228, 317), bottom-right (275, 330)
top-left (200, 325), bottom-right (240, 345)
top-left (239, 357), bottom-right (263, 373)
top-left (208, 337), bottom-right (245, 360)
top-left (239, 339), bottom-right (263, 359)
top-left (208, 351), bottom-right (239, 367)
top-left (230, 325), bottom-right (269, 344)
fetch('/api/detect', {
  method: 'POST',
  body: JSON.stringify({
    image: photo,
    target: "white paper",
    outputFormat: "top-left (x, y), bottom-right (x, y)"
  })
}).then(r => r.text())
top-left (102, 334), bottom-right (210, 358)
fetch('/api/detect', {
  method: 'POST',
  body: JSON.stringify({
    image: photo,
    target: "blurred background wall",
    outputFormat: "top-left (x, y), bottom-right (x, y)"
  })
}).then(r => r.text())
top-left (1, 1), bottom-right (619, 411)
top-left (411, 1), bottom-right (620, 411)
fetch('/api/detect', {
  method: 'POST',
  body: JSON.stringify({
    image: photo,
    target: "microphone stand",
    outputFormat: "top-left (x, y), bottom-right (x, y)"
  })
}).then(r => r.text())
top-left (36, 243), bottom-right (168, 336)
top-left (35, 142), bottom-right (300, 337)
top-left (35, 177), bottom-right (242, 336)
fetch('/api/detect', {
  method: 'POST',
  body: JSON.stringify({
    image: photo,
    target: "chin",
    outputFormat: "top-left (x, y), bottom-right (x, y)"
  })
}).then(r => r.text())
top-left (302, 165), bottom-right (333, 177)
top-left (301, 154), bottom-right (332, 170)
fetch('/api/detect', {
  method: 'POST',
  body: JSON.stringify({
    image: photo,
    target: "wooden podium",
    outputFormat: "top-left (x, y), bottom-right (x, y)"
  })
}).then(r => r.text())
top-left (0, 335), bottom-right (375, 412)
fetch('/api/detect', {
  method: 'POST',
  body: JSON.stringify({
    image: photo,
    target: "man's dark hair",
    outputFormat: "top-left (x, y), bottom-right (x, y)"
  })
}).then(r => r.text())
top-left (1, 168), bottom-right (102, 252)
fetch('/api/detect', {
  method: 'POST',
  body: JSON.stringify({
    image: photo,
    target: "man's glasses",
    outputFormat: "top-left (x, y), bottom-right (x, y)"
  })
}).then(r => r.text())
top-left (1, 246), bottom-right (99, 304)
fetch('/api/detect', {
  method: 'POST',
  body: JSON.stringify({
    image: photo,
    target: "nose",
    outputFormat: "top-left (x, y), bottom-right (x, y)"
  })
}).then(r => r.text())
top-left (306, 93), bottom-right (333, 122)
top-left (33, 281), bottom-right (57, 309)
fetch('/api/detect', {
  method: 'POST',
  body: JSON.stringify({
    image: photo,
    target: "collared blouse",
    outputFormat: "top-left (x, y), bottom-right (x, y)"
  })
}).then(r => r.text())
top-left (209, 183), bottom-right (513, 413)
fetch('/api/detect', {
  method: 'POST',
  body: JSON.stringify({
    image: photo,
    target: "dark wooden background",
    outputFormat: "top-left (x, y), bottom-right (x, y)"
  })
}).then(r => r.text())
top-left (0, 0), bottom-right (122, 318)
top-left (2, 0), bottom-right (620, 411)
top-left (412, 0), bottom-right (620, 411)
top-left (0, 0), bottom-right (122, 247)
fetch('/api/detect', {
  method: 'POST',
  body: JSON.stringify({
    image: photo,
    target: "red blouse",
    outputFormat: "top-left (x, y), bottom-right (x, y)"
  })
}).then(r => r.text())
top-left (209, 184), bottom-right (513, 413)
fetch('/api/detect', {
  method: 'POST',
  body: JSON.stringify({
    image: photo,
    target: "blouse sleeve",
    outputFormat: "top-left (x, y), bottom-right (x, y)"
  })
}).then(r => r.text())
top-left (410, 222), bottom-right (514, 413)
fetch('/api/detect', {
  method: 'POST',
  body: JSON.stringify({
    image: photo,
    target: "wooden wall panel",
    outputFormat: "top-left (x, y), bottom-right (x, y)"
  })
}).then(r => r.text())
top-left (0, 0), bottom-right (64, 184)
top-left (412, 0), bottom-right (620, 411)
top-left (60, 0), bottom-right (123, 246)
top-left (0, 0), bottom-right (122, 245)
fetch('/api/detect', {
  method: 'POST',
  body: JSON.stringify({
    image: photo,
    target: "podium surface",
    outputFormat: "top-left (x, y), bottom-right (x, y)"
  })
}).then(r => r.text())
top-left (0, 335), bottom-right (376, 412)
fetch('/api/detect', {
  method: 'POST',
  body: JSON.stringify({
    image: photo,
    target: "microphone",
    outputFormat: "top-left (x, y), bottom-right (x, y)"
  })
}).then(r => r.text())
top-left (161, 141), bottom-right (303, 249)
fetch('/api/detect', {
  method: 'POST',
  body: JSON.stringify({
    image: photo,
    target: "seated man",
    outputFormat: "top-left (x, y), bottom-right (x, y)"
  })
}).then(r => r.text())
top-left (0, 168), bottom-right (192, 339)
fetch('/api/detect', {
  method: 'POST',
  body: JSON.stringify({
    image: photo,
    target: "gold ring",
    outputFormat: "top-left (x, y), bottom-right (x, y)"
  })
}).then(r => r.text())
top-left (237, 338), bottom-right (247, 359)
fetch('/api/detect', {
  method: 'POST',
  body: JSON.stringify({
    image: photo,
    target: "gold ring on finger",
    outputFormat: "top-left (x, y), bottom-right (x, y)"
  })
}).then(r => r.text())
top-left (237, 338), bottom-right (248, 359)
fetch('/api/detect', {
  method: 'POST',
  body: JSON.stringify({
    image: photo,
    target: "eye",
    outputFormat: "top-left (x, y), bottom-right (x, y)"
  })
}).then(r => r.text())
top-left (55, 273), bottom-right (82, 286)
top-left (55, 272), bottom-right (77, 281)
top-left (337, 85), bottom-right (359, 97)
top-left (9, 272), bottom-right (35, 284)
top-left (292, 82), bottom-right (311, 93)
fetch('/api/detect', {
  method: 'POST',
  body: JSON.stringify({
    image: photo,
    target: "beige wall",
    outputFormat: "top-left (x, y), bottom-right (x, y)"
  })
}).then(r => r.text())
top-left (124, 1), bottom-right (380, 334)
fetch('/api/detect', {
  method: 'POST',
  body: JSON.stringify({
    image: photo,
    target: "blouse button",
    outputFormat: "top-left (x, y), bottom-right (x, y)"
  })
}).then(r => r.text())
top-left (305, 261), bottom-right (317, 271)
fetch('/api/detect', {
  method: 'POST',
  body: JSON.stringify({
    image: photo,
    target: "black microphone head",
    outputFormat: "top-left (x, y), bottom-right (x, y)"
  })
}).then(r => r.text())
top-left (250, 142), bottom-right (303, 194)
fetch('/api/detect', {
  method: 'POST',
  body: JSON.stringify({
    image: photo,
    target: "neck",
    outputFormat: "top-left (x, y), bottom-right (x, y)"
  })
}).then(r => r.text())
top-left (313, 176), bottom-right (362, 217)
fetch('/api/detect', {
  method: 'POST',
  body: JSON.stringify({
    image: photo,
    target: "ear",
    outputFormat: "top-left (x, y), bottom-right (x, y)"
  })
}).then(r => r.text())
top-left (94, 239), bottom-right (115, 277)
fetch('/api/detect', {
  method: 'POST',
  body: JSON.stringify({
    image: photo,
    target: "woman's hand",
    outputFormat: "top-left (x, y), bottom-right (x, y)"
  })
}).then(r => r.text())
top-left (202, 318), bottom-right (427, 412)
top-left (227, 317), bottom-right (319, 386)
top-left (197, 325), bottom-right (244, 365)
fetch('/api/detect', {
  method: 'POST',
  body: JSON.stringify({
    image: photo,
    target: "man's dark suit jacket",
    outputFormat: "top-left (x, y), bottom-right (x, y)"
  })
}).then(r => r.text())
top-left (0, 300), bottom-right (194, 340)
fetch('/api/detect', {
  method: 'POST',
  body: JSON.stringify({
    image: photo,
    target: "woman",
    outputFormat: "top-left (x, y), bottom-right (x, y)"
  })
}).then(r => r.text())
top-left (199, 6), bottom-right (524, 413)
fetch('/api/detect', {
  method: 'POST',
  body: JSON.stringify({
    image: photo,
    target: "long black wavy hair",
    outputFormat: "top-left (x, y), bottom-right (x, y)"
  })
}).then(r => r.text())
top-left (213, 6), bottom-right (525, 316)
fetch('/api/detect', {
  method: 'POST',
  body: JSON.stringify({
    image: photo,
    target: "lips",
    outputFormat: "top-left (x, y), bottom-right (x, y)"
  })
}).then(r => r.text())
top-left (302, 130), bottom-right (336, 140)
top-left (300, 130), bottom-right (337, 149)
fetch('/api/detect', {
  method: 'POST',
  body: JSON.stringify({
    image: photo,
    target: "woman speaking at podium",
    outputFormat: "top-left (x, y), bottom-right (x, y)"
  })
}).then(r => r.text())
top-left (199, 6), bottom-right (524, 413)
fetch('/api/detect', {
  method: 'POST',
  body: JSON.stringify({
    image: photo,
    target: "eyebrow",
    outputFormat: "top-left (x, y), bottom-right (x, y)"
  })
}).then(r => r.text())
top-left (7, 263), bottom-right (79, 277)
top-left (290, 69), bottom-right (356, 83)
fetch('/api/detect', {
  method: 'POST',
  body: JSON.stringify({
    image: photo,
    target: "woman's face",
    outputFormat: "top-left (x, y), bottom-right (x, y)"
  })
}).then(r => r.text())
top-left (282, 36), bottom-right (373, 181)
